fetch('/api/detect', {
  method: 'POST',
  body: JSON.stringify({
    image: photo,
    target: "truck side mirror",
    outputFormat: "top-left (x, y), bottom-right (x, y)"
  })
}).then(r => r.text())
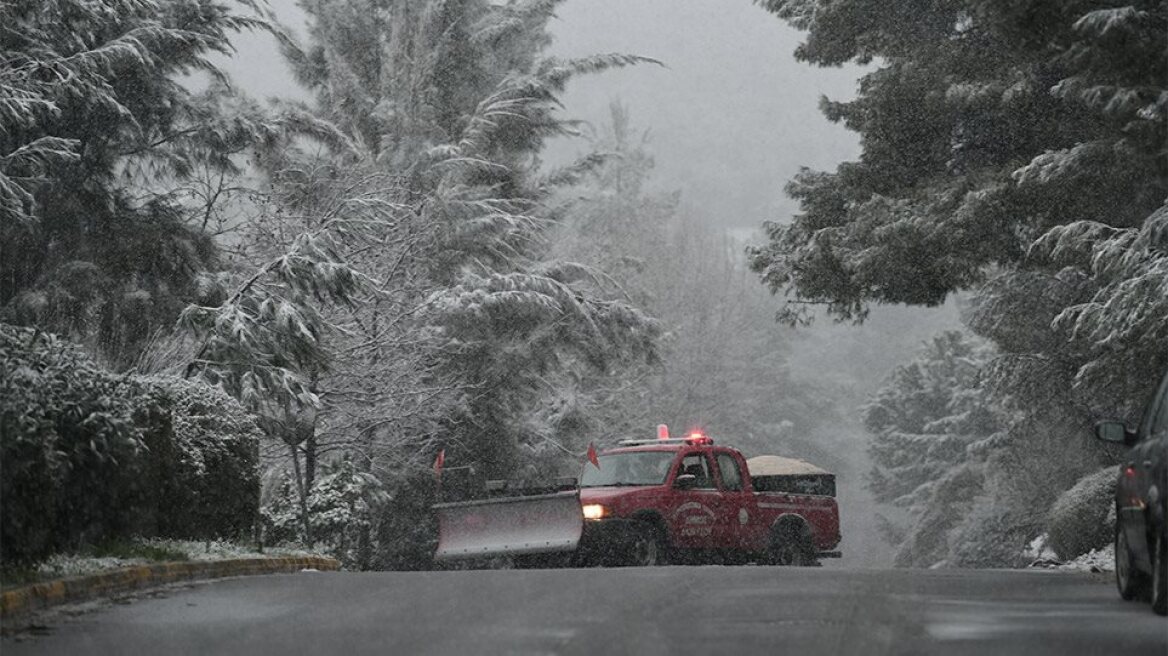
top-left (1095, 420), bottom-right (1136, 447)
top-left (674, 473), bottom-right (698, 490)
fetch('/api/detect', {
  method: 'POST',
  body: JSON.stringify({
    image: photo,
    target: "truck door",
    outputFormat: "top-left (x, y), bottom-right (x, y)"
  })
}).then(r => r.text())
top-left (712, 451), bottom-right (753, 549)
top-left (667, 452), bottom-right (723, 548)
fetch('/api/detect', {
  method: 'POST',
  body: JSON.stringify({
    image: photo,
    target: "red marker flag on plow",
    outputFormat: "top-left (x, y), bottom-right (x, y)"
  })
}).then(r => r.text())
top-left (587, 442), bottom-right (600, 469)
top-left (433, 449), bottom-right (445, 478)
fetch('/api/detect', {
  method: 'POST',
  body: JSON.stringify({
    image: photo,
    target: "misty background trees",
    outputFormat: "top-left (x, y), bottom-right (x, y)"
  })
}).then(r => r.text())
top-left (2, 0), bottom-right (1162, 571)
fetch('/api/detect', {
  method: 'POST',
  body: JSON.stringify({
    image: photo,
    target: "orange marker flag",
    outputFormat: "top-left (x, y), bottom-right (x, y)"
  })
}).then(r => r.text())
top-left (587, 442), bottom-right (600, 469)
top-left (433, 449), bottom-right (445, 478)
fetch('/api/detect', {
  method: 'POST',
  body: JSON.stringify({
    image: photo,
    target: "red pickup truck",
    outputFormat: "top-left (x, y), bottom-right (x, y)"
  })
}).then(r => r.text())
top-left (575, 434), bottom-right (841, 566)
top-left (432, 430), bottom-right (841, 567)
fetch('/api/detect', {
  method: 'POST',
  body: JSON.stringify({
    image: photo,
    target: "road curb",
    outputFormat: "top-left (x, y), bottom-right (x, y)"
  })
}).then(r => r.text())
top-left (0, 555), bottom-right (339, 619)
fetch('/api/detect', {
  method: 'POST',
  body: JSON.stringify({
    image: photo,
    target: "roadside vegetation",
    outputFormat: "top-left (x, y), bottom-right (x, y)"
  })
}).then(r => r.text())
top-left (753, 0), bottom-right (1167, 566)
top-left (1, 0), bottom-right (833, 573)
top-left (3, 0), bottom-right (1161, 575)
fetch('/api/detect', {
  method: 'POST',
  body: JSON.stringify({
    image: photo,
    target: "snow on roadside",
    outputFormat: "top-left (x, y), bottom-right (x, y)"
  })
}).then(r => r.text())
top-left (1024, 533), bottom-right (1114, 573)
top-left (33, 539), bottom-right (317, 581)
top-left (1058, 542), bottom-right (1114, 573)
top-left (37, 556), bottom-right (148, 580)
top-left (141, 539), bottom-right (315, 562)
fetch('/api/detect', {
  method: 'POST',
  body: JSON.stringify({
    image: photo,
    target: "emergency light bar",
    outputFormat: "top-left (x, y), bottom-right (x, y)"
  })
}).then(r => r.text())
top-left (618, 428), bottom-right (713, 447)
top-left (616, 424), bottom-right (713, 447)
top-left (617, 436), bottom-right (714, 446)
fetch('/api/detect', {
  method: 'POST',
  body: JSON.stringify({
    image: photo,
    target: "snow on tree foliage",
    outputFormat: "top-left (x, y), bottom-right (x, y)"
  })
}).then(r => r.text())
top-left (1030, 207), bottom-right (1168, 406)
top-left (865, 332), bottom-right (997, 509)
top-left (181, 225), bottom-right (368, 415)
top-left (751, 0), bottom-right (1165, 328)
top-left (863, 331), bottom-right (1001, 566)
top-left (756, 0), bottom-right (1166, 565)
top-left (145, 0), bottom-right (668, 564)
top-left (271, 0), bottom-right (662, 482)
top-left (0, 0), bottom-right (275, 368)
top-left (262, 457), bottom-right (389, 568)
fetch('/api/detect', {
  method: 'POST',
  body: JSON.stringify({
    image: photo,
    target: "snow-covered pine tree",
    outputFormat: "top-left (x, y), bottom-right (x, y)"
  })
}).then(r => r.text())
top-left (0, 0), bottom-right (274, 367)
top-left (277, 0), bottom-right (662, 484)
top-left (862, 331), bottom-right (1000, 566)
top-left (749, 0), bottom-right (1164, 339)
top-left (753, 0), bottom-right (1166, 564)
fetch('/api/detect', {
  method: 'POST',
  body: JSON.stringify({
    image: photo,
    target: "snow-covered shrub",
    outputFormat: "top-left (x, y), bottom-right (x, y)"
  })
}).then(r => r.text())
top-left (262, 458), bottom-right (389, 568)
top-left (0, 324), bottom-right (151, 565)
top-left (0, 324), bottom-right (263, 566)
top-left (140, 376), bottom-right (262, 541)
top-left (1045, 467), bottom-right (1117, 560)
top-left (259, 474), bottom-right (302, 547)
top-left (263, 466), bottom-right (439, 571)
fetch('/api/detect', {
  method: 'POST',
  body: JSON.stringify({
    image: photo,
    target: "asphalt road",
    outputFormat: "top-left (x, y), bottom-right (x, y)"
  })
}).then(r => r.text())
top-left (4, 566), bottom-right (1166, 655)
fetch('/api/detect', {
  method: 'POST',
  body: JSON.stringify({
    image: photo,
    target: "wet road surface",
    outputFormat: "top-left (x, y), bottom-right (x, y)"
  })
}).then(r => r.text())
top-left (4, 566), bottom-right (1166, 655)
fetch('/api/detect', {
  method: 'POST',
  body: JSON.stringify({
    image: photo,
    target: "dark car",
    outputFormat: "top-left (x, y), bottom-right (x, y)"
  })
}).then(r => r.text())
top-left (1096, 369), bottom-right (1168, 615)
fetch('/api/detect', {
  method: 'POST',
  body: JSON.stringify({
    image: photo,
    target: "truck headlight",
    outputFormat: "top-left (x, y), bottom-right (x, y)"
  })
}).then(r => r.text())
top-left (582, 504), bottom-right (610, 520)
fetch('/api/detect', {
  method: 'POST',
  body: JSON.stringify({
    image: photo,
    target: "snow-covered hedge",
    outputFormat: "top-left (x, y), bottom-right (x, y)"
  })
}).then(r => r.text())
top-left (140, 376), bottom-right (262, 541)
top-left (262, 457), bottom-right (388, 569)
top-left (0, 324), bottom-right (261, 566)
top-left (1, 325), bottom-right (147, 565)
top-left (1045, 466), bottom-right (1116, 560)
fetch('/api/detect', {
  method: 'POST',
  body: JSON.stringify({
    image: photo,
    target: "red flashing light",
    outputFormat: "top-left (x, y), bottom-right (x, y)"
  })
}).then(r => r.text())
top-left (657, 424), bottom-right (670, 440)
top-left (685, 429), bottom-right (712, 445)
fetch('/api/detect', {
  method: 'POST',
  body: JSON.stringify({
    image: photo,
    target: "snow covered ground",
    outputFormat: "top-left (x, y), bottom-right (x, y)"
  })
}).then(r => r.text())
top-left (31, 539), bottom-right (316, 581)
top-left (1025, 534), bottom-right (1114, 573)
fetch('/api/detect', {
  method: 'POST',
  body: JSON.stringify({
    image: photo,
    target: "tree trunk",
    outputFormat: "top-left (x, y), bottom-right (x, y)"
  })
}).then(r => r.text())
top-left (289, 443), bottom-right (314, 548)
top-left (305, 429), bottom-right (317, 492)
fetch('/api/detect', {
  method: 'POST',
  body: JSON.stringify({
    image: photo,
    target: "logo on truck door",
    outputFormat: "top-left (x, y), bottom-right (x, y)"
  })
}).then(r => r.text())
top-left (672, 501), bottom-right (715, 537)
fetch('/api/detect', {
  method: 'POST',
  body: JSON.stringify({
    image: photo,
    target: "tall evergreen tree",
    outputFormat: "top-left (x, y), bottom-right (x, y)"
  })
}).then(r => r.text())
top-left (0, 0), bottom-right (272, 366)
top-left (749, 0), bottom-right (1166, 389)
top-left (275, 0), bottom-right (658, 478)
top-left (752, 0), bottom-right (1166, 564)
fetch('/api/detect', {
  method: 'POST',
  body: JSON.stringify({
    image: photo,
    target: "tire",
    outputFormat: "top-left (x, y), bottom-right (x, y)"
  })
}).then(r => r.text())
top-left (513, 552), bottom-right (572, 569)
top-left (627, 522), bottom-right (667, 567)
top-left (1152, 532), bottom-right (1167, 616)
top-left (1115, 519), bottom-right (1152, 601)
top-left (768, 523), bottom-right (817, 567)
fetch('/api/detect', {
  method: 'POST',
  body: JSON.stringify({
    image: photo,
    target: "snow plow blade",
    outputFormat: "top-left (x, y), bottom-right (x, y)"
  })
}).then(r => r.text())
top-left (434, 489), bottom-right (583, 561)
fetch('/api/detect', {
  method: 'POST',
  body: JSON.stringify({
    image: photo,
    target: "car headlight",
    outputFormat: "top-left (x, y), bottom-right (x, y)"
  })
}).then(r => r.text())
top-left (582, 504), bottom-right (610, 520)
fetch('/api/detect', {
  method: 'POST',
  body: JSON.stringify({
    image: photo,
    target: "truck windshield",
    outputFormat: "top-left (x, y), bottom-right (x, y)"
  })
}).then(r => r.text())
top-left (580, 452), bottom-right (675, 487)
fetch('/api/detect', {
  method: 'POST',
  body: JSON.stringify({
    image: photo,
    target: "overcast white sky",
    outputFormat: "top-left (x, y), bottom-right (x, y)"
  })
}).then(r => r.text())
top-left (223, 0), bottom-right (864, 231)
top-left (544, 0), bottom-right (864, 230)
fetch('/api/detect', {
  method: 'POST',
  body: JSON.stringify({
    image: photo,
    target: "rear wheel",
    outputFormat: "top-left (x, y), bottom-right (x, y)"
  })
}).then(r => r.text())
top-left (1152, 532), bottom-right (1167, 616)
top-left (627, 523), bottom-right (667, 567)
top-left (1116, 520), bottom-right (1151, 601)
top-left (768, 523), bottom-right (817, 567)
top-left (513, 552), bottom-right (573, 569)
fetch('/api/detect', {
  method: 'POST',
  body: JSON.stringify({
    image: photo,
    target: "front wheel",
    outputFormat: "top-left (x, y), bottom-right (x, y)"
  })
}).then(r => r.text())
top-left (1116, 520), bottom-right (1151, 601)
top-left (1152, 532), bottom-right (1167, 616)
top-left (627, 523), bottom-right (667, 567)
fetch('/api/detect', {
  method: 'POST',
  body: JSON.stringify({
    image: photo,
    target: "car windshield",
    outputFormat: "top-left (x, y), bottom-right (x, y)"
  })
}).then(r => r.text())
top-left (579, 452), bottom-right (675, 487)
